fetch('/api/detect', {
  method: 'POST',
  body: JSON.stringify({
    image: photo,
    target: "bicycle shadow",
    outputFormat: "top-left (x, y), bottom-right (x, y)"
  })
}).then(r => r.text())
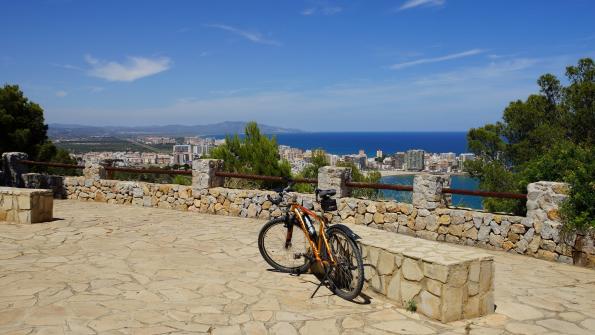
top-left (265, 268), bottom-right (372, 305)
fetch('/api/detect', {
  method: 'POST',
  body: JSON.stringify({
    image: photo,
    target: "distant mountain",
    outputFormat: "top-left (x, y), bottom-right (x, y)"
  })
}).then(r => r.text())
top-left (48, 121), bottom-right (303, 138)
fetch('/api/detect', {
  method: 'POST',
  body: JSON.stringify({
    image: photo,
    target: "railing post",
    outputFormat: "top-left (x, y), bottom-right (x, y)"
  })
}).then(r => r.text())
top-left (317, 166), bottom-right (352, 198)
top-left (192, 159), bottom-right (224, 192)
top-left (412, 174), bottom-right (448, 210)
top-left (1, 152), bottom-right (29, 187)
top-left (83, 163), bottom-right (107, 180)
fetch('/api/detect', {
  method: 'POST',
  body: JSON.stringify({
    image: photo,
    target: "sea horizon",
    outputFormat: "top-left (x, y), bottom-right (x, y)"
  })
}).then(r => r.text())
top-left (215, 131), bottom-right (470, 156)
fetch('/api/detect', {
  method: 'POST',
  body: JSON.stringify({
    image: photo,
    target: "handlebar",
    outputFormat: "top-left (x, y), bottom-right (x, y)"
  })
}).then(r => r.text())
top-left (267, 180), bottom-right (295, 205)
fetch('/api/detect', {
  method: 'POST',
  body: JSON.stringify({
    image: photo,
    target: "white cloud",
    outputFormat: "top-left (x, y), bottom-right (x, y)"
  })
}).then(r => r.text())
top-left (413, 58), bottom-right (539, 85)
top-left (85, 55), bottom-right (171, 82)
top-left (399, 0), bottom-right (445, 11)
top-left (55, 90), bottom-right (68, 97)
top-left (205, 24), bottom-right (280, 46)
top-left (389, 49), bottom-right (483, 70)
top-left (301, 5), bottom-right (343, 16)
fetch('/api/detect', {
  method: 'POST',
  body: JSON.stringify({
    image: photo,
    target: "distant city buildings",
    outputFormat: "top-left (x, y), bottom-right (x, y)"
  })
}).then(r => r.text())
top-left (459, 153), bottom-right (476, 163)
top-left (77, 151), bottom-right (174, 167)
top-left (77, 135), bottom-right (476, 175)
top-left (138, 136), bottom-right (176, 145)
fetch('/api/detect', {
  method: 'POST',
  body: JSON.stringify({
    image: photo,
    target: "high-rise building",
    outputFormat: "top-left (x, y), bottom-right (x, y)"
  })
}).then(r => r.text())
top-left (405, 149), bottom-right (425, 171)
top-left (440, 152), bottom-right (456, 161)
top-left (173, 145), bottom-right (192, 165)
top-left (393, 152), bottom-right (406, 169)
top-left (459, 153), bottom-right (476, 163)
top-left (376, 149), bottom-right (383, 158)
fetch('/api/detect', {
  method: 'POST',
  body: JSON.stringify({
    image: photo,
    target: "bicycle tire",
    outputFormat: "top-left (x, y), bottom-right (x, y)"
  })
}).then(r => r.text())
top-left (258, 217), bottom-right (310, 274)
top-left (325, 226), bottom-right (364, 300)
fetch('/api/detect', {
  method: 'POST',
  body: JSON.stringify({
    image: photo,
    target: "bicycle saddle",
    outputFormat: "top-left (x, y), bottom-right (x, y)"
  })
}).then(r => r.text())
top-left (315, 188), bottom-right (336, 198)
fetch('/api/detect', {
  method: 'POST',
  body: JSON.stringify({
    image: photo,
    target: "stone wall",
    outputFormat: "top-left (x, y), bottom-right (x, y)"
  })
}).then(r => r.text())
top-left (63, 169), bottom-right (594, 268)
top-left (350, 223), bottom-right (494, 322)
top-left (0, 187), bottom-right (53, 224)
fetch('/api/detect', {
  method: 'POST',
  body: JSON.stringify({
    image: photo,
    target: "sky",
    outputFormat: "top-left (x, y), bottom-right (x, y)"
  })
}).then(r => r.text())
top-left (1, 0), bottom-right (594, 131)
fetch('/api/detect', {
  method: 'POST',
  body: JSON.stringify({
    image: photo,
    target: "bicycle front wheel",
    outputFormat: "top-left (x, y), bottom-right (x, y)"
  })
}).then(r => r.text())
top-left (258, 217), bottom-right (310, 274)
top-left (326, 226), bottom-right (364, 300)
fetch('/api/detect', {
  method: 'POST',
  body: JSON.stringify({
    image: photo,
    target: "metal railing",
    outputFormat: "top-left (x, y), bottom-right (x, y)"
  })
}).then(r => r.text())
top-left (214, 171), bottom-right (317, 184)
top-left (20, 160), bottom-right (84, 170)
top-left (19, 160), bottom-right (192, 176)
top-left (18, 160), bottom-right (527, 200)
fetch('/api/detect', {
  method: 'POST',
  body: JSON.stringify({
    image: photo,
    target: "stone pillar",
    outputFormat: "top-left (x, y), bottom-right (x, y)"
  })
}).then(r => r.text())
top-left (526, 181), bottom-right (569, 223)
top-left (192, 159), bottom-right (224, 191)
top-left (1, 152), bottom-right (29, 187)
top-left (412, 174), bottom-right (448, 210)
top-left (83, 163), bottom-right (107, 180)
top-left (317, 166), bottom-right (351, 198)
top-left (22, 173), bottom-right (65, 198)
top-left (442, 175), bottom-right (453, 207)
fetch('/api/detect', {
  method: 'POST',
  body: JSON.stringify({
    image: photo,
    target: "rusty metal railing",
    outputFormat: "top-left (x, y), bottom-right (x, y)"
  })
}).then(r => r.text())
top-left (214, 171), bottom-right (317, 184)
top-left (20, 160), bottom-right (84, 169)
top-left (19, 160), bottom-right (191, 176)
top-left (442, 187), bottom-right (527, 200)
top-left (18, 160), bottom-right (527, 200)
top-left (345, 181), bottom-right (414, 192)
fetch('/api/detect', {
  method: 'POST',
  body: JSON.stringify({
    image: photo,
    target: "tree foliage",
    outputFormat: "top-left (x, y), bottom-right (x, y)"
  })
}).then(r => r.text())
top-left (0, 84), bottom-right (78, 173)
top-left (0, 85), bottom-right (48, 158)
top-left (465, 58), bottom-right (594, 231)
top-left (210, 122), bottom-right (291, 189)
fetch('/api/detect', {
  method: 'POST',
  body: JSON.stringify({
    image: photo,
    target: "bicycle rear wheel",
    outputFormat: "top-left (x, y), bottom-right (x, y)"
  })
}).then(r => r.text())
top-left (326, 226), bottom-right (364, 300)
top-left (258, 217), bottom-right (310, 274)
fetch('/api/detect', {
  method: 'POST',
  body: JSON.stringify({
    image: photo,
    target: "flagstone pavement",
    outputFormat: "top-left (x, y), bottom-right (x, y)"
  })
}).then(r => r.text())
top-left (1, 200), bottom-right (594, 335)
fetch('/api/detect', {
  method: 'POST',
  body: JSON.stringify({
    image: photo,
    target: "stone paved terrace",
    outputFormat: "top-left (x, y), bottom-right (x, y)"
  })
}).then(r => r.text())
top-left (1, 201), bottom-right (594, 335)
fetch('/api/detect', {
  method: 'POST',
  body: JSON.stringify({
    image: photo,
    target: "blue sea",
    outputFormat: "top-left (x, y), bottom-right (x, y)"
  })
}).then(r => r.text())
top-left (272, 132), bottom-right (470, 155)
top-left (218, 131), bottom-right (470, 155)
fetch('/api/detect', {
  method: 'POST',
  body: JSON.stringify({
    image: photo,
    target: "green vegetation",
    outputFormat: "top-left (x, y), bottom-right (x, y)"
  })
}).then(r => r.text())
top-left (0, 84), bottom-right (78, 173)
top-left (405, 299), bottom-right (417, 313)
top-left (172, 175), bottom-right (192, 186)
top-left (210, 121), bottom-right (291, 189)
top-left (465, 58), bottom-right (594, 231)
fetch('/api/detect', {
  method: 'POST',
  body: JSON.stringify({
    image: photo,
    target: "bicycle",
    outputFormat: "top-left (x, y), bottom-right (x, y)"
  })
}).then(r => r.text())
top-left (258, 180), bottom-right (364, 301)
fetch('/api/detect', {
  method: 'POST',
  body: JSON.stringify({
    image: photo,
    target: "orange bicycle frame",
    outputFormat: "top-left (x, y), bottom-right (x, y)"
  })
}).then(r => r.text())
top-left (289, 204), bottom-right (336, 264)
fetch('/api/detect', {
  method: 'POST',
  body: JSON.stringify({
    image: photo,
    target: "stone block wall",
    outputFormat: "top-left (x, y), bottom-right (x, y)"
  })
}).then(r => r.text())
top-left (0, 187), bottom-right (53, 224)
top-left (350, 223), bottom-right (494, 322)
